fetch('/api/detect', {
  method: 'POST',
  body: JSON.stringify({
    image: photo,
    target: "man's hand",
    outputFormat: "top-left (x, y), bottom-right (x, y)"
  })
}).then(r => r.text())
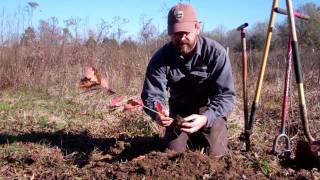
top-left (180, 114), bottom-right (208, 133)
top-left (155, 109), bottom-right (173, 127)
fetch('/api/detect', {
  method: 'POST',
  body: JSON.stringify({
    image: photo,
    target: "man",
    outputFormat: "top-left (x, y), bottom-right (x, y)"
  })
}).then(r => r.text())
top-left (141, 3), bottom-right (235, 156)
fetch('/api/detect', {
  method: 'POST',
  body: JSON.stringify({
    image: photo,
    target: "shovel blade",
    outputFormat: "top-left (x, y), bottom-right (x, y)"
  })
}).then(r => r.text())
top-left (295, 140), bottom-right (320, 169)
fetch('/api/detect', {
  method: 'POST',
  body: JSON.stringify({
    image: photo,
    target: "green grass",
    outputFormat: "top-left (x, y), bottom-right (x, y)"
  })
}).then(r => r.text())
top-left (39, 116), bottom-right (49, 127)
top-left (0, 143), bottom-right (27, 162)
top-left (0, 102), bottom-right (10, 111)
top-left (0, 89), bottom-right (76, 132)
top-left (0, 88), bottom-right (119, 135)
top-left (55, 121), bottom-right (68, 130)
top-left (68, 90), bottom-right (80, 98)
top-left (259, 159), bottom-right (271, 175)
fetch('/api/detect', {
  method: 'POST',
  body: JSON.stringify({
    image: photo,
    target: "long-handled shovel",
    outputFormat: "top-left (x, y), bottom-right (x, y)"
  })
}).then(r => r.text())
top-left (236, 23), bottom-right (250, 151)
top-left (285, 0), bottom-right (319, 165)
top-left (272, 7), bottom-right (309, 159)
top-left (240, 0), bottom-right (280, 151)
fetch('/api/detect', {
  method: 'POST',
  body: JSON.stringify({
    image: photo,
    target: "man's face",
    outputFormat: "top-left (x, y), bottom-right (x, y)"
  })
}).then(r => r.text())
top-left (171, 31), bottom-right (198, 56)
top-left (170, 23), bottom-right (200, 56)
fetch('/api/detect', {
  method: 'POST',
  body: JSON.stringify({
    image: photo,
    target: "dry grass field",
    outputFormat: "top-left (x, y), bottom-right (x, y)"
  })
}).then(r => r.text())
top-left (0, 2), bottom-right (319, 176)
top-left (0, 39), bottom-right (319, 178)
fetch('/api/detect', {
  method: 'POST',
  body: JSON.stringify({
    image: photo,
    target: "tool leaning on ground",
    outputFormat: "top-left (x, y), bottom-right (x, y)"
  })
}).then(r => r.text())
top-left (284, 1), bottom-right (320, 163)
top-left (271, 7), bottom-right (309, 159)
top-left (236, 22), bottom-right (250, 151)
top-left (238, 0), bottom-right (279, 152)
top-left (271, 32), bottom-right (293, 159)
top-left (238, 0), bottom-right (319, 163)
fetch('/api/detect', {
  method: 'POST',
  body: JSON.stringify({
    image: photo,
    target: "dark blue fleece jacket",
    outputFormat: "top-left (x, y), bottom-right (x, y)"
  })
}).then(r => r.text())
top-left (141, 35), bottom-right (235, 127)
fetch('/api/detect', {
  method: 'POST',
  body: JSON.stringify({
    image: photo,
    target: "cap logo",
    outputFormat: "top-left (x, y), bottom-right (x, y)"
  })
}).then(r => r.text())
top-left (175, 11), bottom-right (184, 21)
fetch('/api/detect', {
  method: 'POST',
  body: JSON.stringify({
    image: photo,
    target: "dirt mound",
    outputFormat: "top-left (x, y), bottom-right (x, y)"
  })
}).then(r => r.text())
top-left (0, 89), bottom-right (319, 179)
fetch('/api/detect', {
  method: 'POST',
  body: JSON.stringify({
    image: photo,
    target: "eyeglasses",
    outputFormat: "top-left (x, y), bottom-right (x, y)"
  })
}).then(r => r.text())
top-left (171, 31), bottom-right (194, 39)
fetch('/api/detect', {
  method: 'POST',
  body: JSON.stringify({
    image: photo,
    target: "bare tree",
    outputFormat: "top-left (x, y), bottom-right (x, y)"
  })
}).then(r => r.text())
top-left (111, 16), bottom-right (128, 42)
top-left (139, 15), bottom-right (158, 44)
top-left (64, 18), bottom-right (81, 41)
top-left (96, 19), bottom-right (112, 43)
top-left (296, 2), bottom-right (320, 50)
top-left (205, 25), bottom-right (228, 46)
top-left (27, 1), bottom-right (39, 26)
top-left (247, 21), bottom-right (268, 50)
top-left (21, 26), bottom-right (36, 46)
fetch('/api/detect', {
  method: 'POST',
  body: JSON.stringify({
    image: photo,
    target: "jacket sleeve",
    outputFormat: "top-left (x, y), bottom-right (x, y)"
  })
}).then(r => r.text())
top-left (200, 49), bottom-right (236, 127)
top-left (141, 50), bottom-right (168, 120)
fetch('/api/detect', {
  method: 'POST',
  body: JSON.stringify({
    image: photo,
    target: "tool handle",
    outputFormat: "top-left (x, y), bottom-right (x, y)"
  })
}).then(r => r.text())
top-left (274, 7), bottom-right (310, 20)
top-left (236, 23), bottom-right (249, 31)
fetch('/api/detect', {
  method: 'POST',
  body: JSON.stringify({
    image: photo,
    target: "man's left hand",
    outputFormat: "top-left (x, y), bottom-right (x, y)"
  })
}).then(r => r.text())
top-left (180, 114), bottom-right (208, 134)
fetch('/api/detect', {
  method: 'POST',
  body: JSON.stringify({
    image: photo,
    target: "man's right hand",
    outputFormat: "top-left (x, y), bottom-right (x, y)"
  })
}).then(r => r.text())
top-left (155, 110), bottom-right (173, 127)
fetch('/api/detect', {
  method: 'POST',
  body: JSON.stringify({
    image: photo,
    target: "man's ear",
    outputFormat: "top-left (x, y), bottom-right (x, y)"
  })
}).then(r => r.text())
top-left (195, 22), bottom-right (201, 34)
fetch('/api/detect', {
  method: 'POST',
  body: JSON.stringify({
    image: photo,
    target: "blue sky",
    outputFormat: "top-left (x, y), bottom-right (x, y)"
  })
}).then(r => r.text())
top-left (1, 0), bottom-right (319, 39)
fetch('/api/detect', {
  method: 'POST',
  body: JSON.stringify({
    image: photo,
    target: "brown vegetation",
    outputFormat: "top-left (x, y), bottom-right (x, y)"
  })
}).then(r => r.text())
top-left (0, 2), bottom-right (319, 179)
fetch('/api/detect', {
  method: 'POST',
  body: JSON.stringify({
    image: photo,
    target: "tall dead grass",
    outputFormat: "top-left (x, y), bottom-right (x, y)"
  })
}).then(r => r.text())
top-left (1, 27), bottom-right (319, 97)
top-left (0, 4), bottom-right (318, 97)
top-left (0, 34), bottom-right (169, 96)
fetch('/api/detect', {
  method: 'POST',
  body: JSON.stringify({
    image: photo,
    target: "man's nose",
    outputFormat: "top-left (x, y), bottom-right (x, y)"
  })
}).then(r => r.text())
top-left (179, 35), bottom-right (187, 41)
top-left (177, 33), bottom-right (188, 41)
